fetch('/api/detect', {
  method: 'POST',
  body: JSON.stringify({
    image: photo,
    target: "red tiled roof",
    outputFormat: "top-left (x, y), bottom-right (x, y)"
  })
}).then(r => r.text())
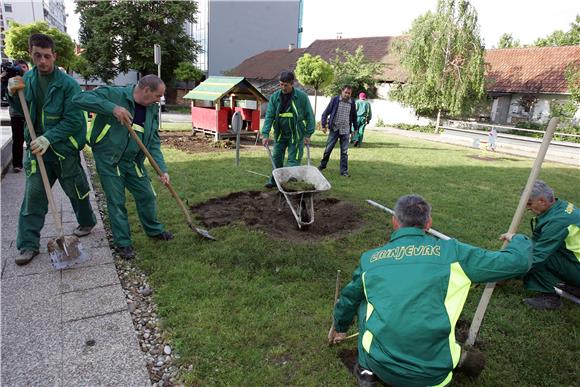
top-left (230, 36), bottom-right (407, 83)
top-left (485, 45), bottom-right (580, 94)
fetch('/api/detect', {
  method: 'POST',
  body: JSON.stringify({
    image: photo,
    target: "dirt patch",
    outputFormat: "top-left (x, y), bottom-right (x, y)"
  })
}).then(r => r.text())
top-left (190, 190), bottom-right (365, 243)
top-left (160, 131), bottom-right (261, 154)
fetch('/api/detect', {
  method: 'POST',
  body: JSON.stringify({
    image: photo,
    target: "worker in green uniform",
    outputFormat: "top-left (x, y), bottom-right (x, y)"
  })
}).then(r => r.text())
top-left (509, 180), bottom-right (580, 310)
top-left (328, 194), bottom-right (532, 387)
top-left (8, 33), bottom-right (96, 266)
top-left (72, 75), bottom-right (173, 259)
top-left (261, 71), bottom-right (315, 188)
top-left (351, 92), bottom-right (372, 147)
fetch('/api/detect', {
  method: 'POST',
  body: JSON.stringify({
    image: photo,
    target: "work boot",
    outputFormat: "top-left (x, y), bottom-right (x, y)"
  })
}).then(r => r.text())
top-left (354, 363), bottom-right (377, 387)
top-left (317, 165), bottom-right (326, 171)
top-left (340, 172), bottom-right (350, 177)
top-left (456, 347), bottom-right (485, 378)
top-left (264, 182), bottom-right (275, 189)
top-left (150, 231), bottom-right (174, 241)
top-left (15, 250), bottom-right (39, 266)
top-left (117, 245), bottom-right (136, 260)
top-left (73, 225), bottom-right (94, 237)
top-left (523, 293), bottom-right (562, 310)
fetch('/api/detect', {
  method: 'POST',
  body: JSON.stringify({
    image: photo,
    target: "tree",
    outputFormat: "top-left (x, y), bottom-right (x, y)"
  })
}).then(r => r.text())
top-left (324, 46), bottom-right (384, 98)
top-left (390, 0), bottom-right (486, 126)
top-left (498, 33), bottom-right (520, 48)
top-left (70, 54), bottom-right (98, 87)
top-left (565, 63), bottom-right (580, 104)
top-left (534, 15), bottom-right (579, 46)
top-left (4, 21), bottom-right (76, 69)
top-left (174, 61), bottom-right (204, 86)
top-left (76, 0), bottom-right (200, 83)
top-left (295, 53), bottom-right (334, 117)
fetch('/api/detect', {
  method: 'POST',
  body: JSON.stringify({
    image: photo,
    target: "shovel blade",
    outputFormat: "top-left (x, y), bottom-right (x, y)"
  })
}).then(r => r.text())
top-left (189, 225), bottom-right (216, 241)
top-left (48, 236), bottom-right (89, 269)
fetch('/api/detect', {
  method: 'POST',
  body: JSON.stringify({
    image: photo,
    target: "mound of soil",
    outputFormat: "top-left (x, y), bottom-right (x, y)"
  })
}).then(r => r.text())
top-left (160, 131), bottom-right (261, 154)
top-left (190, 190), bottom-right (365, 243)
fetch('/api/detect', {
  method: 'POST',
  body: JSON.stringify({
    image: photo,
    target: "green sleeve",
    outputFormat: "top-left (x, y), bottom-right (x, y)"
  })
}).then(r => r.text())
top-left (72, 86), bottom-right (119, 117)
top-left (532, 220), bottom-right (570, 265)
top-left (261, 94), bottom-right (277, 139)
top-left (302, 94), bottom-right (315, 137)
top-left (43, 81), bottom-right (85, 145)
top-left (147, 112), bottom-right (167, 173)
top-left (333, 264), bottom-right (365, 333)
top-left (456, 234), bottom-right (532, 283)
top-left (366, 102), bottom-right (372, 122)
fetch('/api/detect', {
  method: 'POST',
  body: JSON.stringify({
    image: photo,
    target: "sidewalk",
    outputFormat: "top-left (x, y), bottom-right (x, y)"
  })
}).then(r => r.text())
top-left (1, 158), bottom-right (150, 385)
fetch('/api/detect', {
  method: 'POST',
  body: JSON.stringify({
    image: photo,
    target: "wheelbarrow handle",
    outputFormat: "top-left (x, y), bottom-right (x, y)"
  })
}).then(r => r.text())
top-left (264, 143), bottom-right (277, 171)
top-left (306, 142), bottom-right (311, 166)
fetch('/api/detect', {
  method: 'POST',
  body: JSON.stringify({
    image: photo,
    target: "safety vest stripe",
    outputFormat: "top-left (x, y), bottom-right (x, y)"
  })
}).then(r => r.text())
top-left (279, 112), bottom-right (293, 118)
top-left (30, 159), bottom-right (37, 175)
top-left (134, 162), bottom-right (143, 177)
top-left (116, 165), bottom-right (121, 176)
top-left (362, 330), bottom-right (373, 353)
top-left (132, 124), bottom-right (145, 133)
top-left (444, 262), bottom-right (471, 368)
top-left (430, 371), bottom-right (453, 387)
top-left (366, 302), bottom-right (374, 321)
top-left (75, 185), bottom-right (90, 200)
top-left (50, 145), bottom-right (65, 160)
top-left (150, 181), bottom-right (157, 197)
top-left (565, 224), bottom-right (580, 261)
top-left (69, 136), bottom-right (78, 149)
top-left (87, 113), bottom-right (96, 142)
top-left (95, 124), bottom-right (111, 143)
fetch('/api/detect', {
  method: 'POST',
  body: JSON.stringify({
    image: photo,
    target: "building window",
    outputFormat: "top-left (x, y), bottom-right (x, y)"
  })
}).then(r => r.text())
top-left (4, 3), bottom-right (13, 12)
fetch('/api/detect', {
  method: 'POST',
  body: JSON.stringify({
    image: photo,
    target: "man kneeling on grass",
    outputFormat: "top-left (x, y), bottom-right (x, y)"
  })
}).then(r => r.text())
top-left (328, 194), bottom-right (532, 387)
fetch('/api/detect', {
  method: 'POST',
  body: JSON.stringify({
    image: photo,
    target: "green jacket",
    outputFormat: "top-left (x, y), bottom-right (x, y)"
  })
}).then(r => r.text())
top-left (8, 67), bottom-right (87, 158)
top-left (356, 99), bottom-right (372, 123)
top-left (72, 85), bottom-right (167, 176)
top-left (531, 199), bottom-right (580, 265)
top-left (261, 88), bottom-right (315, 143)
top-left (334, 227), bottom-right (532, 386)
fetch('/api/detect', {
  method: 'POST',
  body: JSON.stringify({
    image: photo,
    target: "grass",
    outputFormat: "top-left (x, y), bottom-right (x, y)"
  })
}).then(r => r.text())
top-left (159, 122), bottom-right (192, 132)
top-left (117, 130), bottom-right (579, 386)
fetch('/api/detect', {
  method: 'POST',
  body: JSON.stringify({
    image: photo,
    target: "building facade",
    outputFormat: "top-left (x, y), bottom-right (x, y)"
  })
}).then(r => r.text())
top-left (188, 0), bottom-right (303, 76)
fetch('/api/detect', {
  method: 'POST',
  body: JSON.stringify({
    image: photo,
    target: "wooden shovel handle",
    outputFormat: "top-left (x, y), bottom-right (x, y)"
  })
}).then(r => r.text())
top-left (124, 123), bottom-right (193, 226)
top-left (466, 117), bottom-right (559, 347)
top-left (17, 89), bottom-right (64, 236)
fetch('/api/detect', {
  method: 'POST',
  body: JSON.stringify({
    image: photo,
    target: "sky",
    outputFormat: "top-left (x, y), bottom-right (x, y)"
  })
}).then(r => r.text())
top-left (65, 0), bottom-right (579, 48)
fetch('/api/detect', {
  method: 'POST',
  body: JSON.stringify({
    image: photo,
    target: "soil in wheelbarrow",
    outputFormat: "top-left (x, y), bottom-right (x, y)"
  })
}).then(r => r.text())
top-left (190, 190), bottom-right (365, 243)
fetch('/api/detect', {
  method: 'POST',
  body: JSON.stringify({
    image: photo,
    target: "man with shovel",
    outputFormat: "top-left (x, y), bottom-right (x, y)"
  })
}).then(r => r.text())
top-left (261, 70), bottom-right (315, 188)
top-left (328, 194), bottom-right (532, 387)
top-left (504, 180), bottom-right (580, 310)
top-left (72, 75), bottom-right (173, 259)
top-left (7, 33), bottom-right (96, 266)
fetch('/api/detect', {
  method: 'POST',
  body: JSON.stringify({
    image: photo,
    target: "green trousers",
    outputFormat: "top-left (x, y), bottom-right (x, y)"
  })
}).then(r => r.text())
top-left (524, 255), bottom-right (580, 293)
top-left (17, 151), bottom-right (96, 251)
top-left (351, 117), bottom-right (367, 146)
top-left (267, 131), bottom-right (304, 186)
top-left (97, 159), bottom-right (164, 247)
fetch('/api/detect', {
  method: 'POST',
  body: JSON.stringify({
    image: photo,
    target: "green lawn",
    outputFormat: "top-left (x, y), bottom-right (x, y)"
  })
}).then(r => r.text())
top-left (121, 130), bottom-right (579, 386)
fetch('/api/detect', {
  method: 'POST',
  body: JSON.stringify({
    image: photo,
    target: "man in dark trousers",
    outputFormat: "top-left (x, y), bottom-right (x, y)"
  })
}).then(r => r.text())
top-left (4, 59), bottom-right (29, 172)
top-left (318, 85), bottom-right (358, 177)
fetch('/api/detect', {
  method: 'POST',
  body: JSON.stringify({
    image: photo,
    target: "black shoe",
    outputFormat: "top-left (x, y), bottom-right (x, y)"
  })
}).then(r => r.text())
top-left (264, 182), bottom-right (275, 189)
top-left (354, 364), bottom-right (377, 387)
top-left (117, 245), bottom-right (136, 260)
top-left (340, 172), bottom-right (350, 177)
top-left (151, 231), bottom-right (174, 241)
top-left (523, 293), bottom-right (562, 310)
top-left (317, 165), bottom-right (326, 171)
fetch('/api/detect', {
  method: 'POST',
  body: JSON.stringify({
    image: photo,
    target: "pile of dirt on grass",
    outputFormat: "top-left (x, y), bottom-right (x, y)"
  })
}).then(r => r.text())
top-left (160, 131), bottom-right (261, 154)
top-left (190, 190), bottom-right (365, 243)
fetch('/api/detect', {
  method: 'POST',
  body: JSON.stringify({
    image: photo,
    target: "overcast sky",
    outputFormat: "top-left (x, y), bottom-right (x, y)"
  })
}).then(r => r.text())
top-left (65, 0), bottom-right (578, 48)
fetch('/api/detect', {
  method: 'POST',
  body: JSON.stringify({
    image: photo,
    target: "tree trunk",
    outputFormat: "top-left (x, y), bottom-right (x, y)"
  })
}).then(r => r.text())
top-left (314, 88), bottom-right (318, 119)
top-left (436, 110), bottom-right (442, 133)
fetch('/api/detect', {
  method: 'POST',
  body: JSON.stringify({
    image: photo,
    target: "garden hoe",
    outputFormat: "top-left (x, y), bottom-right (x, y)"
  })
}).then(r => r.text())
top-left (124, 123), bottom-right (216, 241)
top-left (18, 89), bottom-right (87, 269)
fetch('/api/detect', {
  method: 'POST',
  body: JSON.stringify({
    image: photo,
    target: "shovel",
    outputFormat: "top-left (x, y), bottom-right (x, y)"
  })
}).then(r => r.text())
top-left (17, 89), bottom-right (87, 269)
top-left (124, 123), bottom-right (216, 241)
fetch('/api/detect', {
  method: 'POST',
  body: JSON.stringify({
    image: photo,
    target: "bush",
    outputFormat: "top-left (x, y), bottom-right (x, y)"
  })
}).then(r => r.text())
top-left (375, 117), bottom-right (385, 127)
top-left (392, 123), bottom-right (437, 133)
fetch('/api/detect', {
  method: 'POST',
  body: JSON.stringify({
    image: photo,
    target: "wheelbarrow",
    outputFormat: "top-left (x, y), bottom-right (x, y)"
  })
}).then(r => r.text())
top-left (266, 143), bottom-right (331, 229)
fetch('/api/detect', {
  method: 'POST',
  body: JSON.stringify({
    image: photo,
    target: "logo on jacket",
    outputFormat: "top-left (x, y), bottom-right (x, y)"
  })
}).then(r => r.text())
top-left (370, 244), bottom-right (441, 262)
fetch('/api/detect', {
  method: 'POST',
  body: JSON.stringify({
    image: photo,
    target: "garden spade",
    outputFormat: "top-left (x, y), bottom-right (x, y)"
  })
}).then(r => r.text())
top-left (124, 123), bottom-right (216, 241)
top-left (18, 89), bottom-right (87, 269)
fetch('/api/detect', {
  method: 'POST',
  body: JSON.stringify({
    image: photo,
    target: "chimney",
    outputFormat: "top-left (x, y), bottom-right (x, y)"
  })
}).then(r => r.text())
top-left (288, 43), bottom-right (294, 52)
